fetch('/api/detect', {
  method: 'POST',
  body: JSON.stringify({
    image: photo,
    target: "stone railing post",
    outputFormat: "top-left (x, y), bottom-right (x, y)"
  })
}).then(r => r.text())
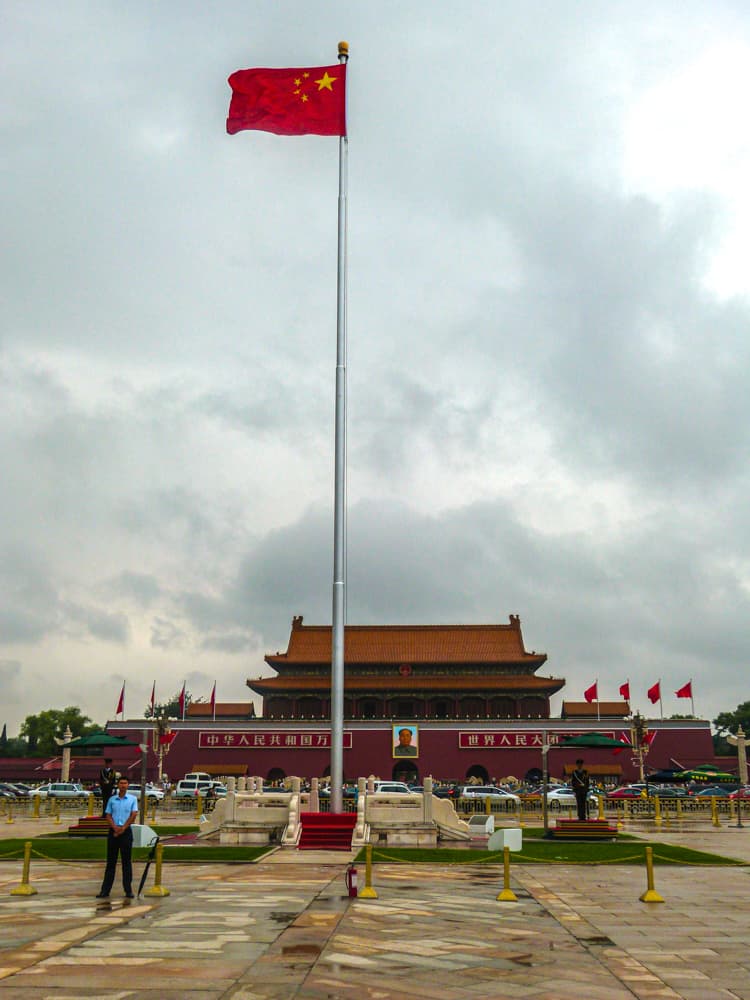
top-left (423, 776), bottom-right (433, 823)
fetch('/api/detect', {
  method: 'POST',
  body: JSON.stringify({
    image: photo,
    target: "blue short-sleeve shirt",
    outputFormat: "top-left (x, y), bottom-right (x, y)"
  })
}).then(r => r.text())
top-left (105, 791), bottom-right (138, 826)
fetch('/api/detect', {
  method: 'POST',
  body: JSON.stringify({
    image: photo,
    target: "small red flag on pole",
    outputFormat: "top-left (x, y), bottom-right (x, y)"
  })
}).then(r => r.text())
top-left (675, 681), bottom-right (692, 698)
top-left (209, 681), bottom-right (216, 721)
top-left (584, 682), bottom-right (598, 703)
top-left (178, 682), bottom-right (186, 721)
top-left (150, 681), bottom-right (156, 716)
top-left (647, 682), bottom-right (661, 704)
top-left (619, 681), bottom-right (630, 701)
top-left (115, 682), bottom-right (125, 717)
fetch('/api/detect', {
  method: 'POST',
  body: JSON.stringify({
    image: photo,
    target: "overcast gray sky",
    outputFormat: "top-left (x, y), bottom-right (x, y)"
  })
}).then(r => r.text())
top-left (3, 1), bottom-right (750, 736)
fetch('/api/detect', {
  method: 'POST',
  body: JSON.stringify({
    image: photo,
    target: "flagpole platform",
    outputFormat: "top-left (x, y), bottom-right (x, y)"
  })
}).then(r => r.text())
top-left (549, 819), bottom-right (618, 841)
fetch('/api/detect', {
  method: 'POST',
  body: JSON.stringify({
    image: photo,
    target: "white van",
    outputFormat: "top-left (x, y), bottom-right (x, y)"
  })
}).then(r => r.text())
top-left (175, 777), bottom-right (227, 798)
top-left (182, 772), bottom-right (212, 782)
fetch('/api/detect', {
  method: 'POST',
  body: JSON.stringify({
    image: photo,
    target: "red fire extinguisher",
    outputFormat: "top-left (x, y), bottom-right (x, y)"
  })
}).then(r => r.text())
top-left (345, 863), bottom-right (358, 898)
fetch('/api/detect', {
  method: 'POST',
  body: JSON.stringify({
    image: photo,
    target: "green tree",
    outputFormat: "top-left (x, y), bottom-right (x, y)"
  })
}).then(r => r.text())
top-left (19, 706), bottom-right (100, 757)
top-left (713, 701), bottom-right (750, 756)
top-left (2, 737), bottom-right (29, 757)
top-left (145, 690), bottom-right (197, 720)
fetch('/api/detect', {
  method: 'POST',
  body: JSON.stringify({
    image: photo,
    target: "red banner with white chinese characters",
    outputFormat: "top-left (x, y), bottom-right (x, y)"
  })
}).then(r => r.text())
top-left (458, 731), bottom-right (615, 749)
top-left (198, 731), bottom-right (353, 749)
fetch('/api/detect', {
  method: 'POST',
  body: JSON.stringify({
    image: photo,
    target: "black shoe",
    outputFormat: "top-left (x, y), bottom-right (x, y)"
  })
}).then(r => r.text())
top-left (96, 893), bottom-right (109, 898)
top-left (125, 892), bottom-right (134, 898)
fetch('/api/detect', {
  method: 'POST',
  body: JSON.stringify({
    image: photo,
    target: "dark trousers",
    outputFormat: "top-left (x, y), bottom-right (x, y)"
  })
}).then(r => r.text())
top-left (574, 790), bottom-right (588, 821)
top-left (100, 829), bottom-right (133, 894)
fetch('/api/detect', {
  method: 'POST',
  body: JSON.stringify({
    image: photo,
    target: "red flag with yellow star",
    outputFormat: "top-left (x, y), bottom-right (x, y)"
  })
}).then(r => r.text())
top-left (227, 64), bottom-right (346, 136)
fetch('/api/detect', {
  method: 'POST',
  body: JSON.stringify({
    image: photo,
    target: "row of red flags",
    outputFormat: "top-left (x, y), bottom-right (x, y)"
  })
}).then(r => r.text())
top-left (583, 680), bottom-right (693, 704)
top-left (115, 681), bottom-right (216, 718)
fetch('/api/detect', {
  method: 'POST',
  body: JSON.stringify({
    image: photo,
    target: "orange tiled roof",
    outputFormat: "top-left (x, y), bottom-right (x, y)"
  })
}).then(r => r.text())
top-left (186, 702), bottom-right (255, 718)
top-left (561, 701), bottom-right (629, 718)
top-left (247, 674), bottom-right (564, 694)
top-left (265, 615), bottom-right (546, 667)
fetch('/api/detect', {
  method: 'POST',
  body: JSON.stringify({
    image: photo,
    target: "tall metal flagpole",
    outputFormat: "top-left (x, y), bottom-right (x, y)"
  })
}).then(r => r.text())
top-left (330, 40), bottom-right (349, 815)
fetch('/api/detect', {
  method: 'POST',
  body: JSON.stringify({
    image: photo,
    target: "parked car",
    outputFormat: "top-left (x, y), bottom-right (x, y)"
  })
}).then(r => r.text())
top-left (545, 786), bottom-right (599, 809)
top-left (0, 783), bottom-right (32, 799)
top-left (319, 785), bottom-right (358, 798)
top-left (607, 785), bottom-right (646, 799)
top-left (458, 786), bottom-right (520, 804)
top-left (729, 786), bottom-right (750, 800)
top-left (127, 784), bottom-right (165, 802)
top-left (372, 781), bottom-right (411, 794)
top-left (8, 783), bottom-right (33, 798)
top-left (692, 786), bottom-right (731, 797)
top-left (649, 786), bottom-right (689, 798)
top-left (29, 782), bottom-right (85, 799)
top-left (174, 779), bottom-right (226, 798)
top-left (432, 784), bottom-right (459, 799)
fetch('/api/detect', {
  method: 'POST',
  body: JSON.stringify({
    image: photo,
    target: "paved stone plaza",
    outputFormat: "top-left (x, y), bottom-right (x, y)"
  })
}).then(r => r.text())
top-left (0, 819), bottom-right (749, 998)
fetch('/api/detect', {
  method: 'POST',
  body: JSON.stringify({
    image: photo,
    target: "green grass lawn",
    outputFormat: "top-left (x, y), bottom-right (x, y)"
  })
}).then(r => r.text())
top-left (0, 834), bottom-right (742, 867)
top-left (0, 837), bottom-right (272, 864)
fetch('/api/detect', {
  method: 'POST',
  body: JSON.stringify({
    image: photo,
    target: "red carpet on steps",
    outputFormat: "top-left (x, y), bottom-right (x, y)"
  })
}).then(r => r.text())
top-left (298, 812), bottom-right (356, 850)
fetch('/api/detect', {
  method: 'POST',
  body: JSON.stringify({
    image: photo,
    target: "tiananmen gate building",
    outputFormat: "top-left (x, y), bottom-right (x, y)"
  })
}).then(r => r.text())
top-left (107, 614), bottom-right (716, 786)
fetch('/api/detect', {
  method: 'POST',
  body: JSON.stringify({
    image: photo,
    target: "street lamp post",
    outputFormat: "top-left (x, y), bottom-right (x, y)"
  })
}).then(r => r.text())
top-left (151, 715), bottom-right (173, 785)
top-left (629, 712), bottom-right (650, 784)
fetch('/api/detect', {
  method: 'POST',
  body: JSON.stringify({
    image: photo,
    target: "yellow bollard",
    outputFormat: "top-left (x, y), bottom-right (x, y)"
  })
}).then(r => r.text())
top-left (195, 793), bottom-right (202, 821)
top-left (639, 845), bottom-right (664, 903)
top-left (496, 846), bottom-right (518, 902)
top-left (358, 844), bottom-right (378, 899)
top-left (653, 795), bottom-right (662, 827)
top-left (149, 799), bottom-right (157, 823)
top-left (10, 841), bottom-right (38, 896)
top-left (711, 796), bottom-right (721, 828)
top-left (597, 794), bottom-right (605, 821)
top-left (485, 796), bottom-right (491, 816)
top-left (32, 795), bottom-right (40, 820)
top-left (144, 843), bottom-right (170, 897)
top-left (6, 800), bottom-right (13, 825)
top-left (676, 796), bottom-right (682, 821)
top-left (53, 799), bottom-right (61, 825)
top-left (87, 793), bottom-right (95, 818)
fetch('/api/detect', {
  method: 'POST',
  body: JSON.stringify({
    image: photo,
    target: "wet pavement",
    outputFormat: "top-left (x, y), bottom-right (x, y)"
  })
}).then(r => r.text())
top-left (0, 819), bottom-right (749, 998)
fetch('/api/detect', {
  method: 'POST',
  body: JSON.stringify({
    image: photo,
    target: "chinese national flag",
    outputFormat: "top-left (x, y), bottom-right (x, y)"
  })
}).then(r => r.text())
top-left (675, 681), bottom-right (692, 698)
top-left (583, 682), bottom-right (598, 703)
top-left (619, 682), bottom-right (630, 701)
top-left (647, 682), bottom-right (661, 704)
top-left (115, 683), bottom-right (125, 716)
top-left (209, 682), bottom-right (216, 716)
top-left (227, 64), bottom-right (347, 136)
top-left (178, 682), bottom-right (186, 719)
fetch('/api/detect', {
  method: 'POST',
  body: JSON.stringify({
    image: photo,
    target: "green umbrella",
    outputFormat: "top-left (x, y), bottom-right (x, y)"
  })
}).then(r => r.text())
top-left (557, 732), bottom-right (632, 749)
top-left (673, 765), bottom-right (736, 782)
top-left (63, 732), bottom-right (139, 754)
